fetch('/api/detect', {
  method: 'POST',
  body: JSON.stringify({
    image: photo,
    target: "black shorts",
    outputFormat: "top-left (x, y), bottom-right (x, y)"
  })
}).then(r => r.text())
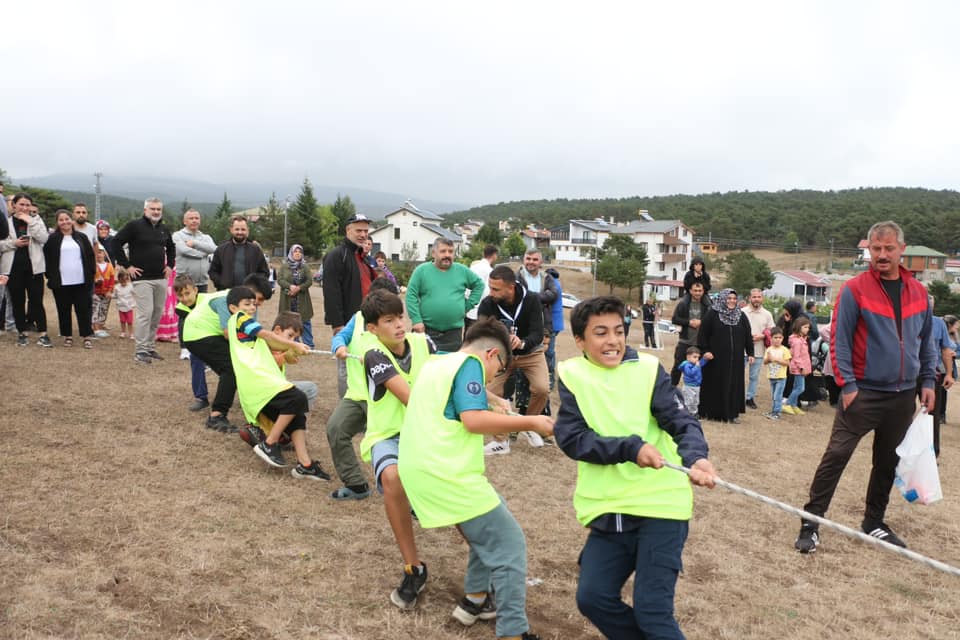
top-left (260, 386), bottom-right (309, 433)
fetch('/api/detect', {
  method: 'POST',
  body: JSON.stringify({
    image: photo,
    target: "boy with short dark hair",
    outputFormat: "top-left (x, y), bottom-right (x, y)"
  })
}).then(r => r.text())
top-left (173, 274), bottom-right (210, 413)
top-left (225, 287), bottom-right (328, 480)
top-left (358, 289), bottom-right (436, 609)
top-left (763, 327), bottom-right (791, 420)
top-left (677, 345), bottom-right (708, 416)
top-left (398, 318), bottom-right (553, 640)
top-left (554, 296), bottom-right (717, 640)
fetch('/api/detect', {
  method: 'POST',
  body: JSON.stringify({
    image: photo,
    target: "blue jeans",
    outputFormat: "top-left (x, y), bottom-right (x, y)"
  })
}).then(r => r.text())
top-left (577, 519), bottom-right (689, 640)
top-left (190, 353), bottom-right (208, 401)
top-left (459, 500), bottom-right (529, 638)
top-left (769, 378), bottom-right (785, 415)
top-left (745, 356), bottom-right (763, 401)
top-left (787, 374), bottom-right (806, 408)
top-left (299, 320), bottom-right (314, 349)
top-left (545, 331), bottom-right (558, 390)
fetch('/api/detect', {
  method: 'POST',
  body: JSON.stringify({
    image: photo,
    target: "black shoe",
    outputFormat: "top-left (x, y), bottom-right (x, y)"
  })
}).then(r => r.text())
top-left (134, 352), bottom-right (153, 364)
top-left (254, 441), bottom-right (287, 468)
top-left (291, 460), bottom-right (332, 481)
top-left (745, 398), bottom-right (758, 410)
top-left (862, 521), bottom-right (906, 548)
top-left (17, 334), bottom-right (28, 347)
top-left (521, 634), bottom-right (542, 640)
top-left (804, 400), bottom-right (819, 409)
top-left (390, 564), bottom-right (428, 610)
top-left (795, 522), bottom-right (820, 554)
top-left (37, 335), bottom-right (53, 348)
top-left (206, 415), bottom-right (233, 431)
top-left (146, 350), bottom-right (164, 361)
top-left (238, 424), bottom-right (266, 447)
top-left (452, 594), bottom-right (497, 626)
top-left (188, 398), bottom-right (210, 412)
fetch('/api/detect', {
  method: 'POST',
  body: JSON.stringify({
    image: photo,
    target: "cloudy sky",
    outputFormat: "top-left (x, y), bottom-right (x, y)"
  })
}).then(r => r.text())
top-left (4, 1), bottom-right (959, 205)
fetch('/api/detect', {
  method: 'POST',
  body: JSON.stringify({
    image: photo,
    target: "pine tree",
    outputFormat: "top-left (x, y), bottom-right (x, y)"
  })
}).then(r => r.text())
top-left (331, 194), bottom-right (357, 234)
top-left (207, 192), bottom-right (234, 243)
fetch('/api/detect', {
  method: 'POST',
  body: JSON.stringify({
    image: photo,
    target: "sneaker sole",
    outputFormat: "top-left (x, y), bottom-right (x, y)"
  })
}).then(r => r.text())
top-left (452, 605), bottom-right (496, 626)
top-left (291, 468), bottom-right (331, 481)
top-left (389, 588), bottom-right (419, 611)
top-left (524, 431), bottom-right (544, 447)
top-left (330, 488), bottom-right (371, 501)
top-left (254, 446), bottom-right (288, 468)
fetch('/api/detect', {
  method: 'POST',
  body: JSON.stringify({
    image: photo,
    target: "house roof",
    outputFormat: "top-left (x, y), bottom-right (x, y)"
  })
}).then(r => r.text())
top-left (571, 219), bottom-right (618, 232)
top-left (619, 219), bottom-right (688, 234)
top-left (421, 222), bottom-right (461, 242)
top-left (946, 259), bottom-right (960, 269)
top-left (857, 239), bottom-right (869, 249)
top-left (902, 245), bottom-right (947, 258)
top-left (777, 270), bottom-right (829, 286)
top-left (522, 229), bottom-right (551, 239)
top-left (385, 200), bottom-right (443, 221)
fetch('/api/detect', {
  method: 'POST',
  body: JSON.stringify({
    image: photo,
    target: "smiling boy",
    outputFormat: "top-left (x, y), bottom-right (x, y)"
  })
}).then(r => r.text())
top-left (554, 296), bottom-right (717, 640)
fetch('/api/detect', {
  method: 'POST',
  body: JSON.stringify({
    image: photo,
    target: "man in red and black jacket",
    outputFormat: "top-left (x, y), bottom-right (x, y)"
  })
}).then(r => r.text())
top-left (322, 214), bottom-right (377, 397)
top-left (795, 220), bottom-right (937, 554)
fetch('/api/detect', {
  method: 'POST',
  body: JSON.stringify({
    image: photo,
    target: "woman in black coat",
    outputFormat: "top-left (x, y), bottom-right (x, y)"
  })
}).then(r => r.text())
top-left (44, 210), bottom-right (97, 347)
top-left (683, 256), bottom-right (711, 295)
top-left (698, 288), bottom-right (753, 423)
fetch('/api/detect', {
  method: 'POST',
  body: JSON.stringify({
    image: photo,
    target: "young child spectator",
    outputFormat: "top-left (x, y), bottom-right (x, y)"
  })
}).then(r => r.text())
top-left (225, 287), bottom-right (328, 479)
top-left (357, 289), bottom-right (435, 610)
top-left (677, 345), bottom-right (708, 416)
top-left (763, 327), bottom-right (791, 420)
top-left (397, 318), bottom-right (554, 640)
top-left (114, 267), bottom-right (135, 339)
top-left (783, 316), bottom-right (812, 415)
top-left (326, 277), bottom-right (401, 502)
top-left (553, 296), bottom-right (716, 640)
top-left (92, 246), bottom-right (116, 338)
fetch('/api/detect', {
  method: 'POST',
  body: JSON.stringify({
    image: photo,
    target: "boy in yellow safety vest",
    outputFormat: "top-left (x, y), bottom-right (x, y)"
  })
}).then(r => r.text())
top-left (554, 296), bottom-right (717, 640)
top-left (225, 286), bottom-right (328, 479)
top-left (357, 289), bottom-right (436, 610)
top-left (398, 318), bottom-right (553, 640)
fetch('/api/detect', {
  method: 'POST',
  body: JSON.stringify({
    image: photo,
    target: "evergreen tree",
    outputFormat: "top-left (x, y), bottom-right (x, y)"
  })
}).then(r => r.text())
top-left (475, 223), bottom-right (503, 247)
top-left (207, 192), bottom-right (235, 243)
top-left (723, 251), bottom-right (775, 294)
top-left (287, 179), bottom-right (317, 255)
top-left (595, 234), bottom-right (649, 301)
top-left (503, 232), bottom-right (526, 258)
top-left (331, 193), bottom-right (357, 234)
top-left (255, 193), bottom-right (285, 255)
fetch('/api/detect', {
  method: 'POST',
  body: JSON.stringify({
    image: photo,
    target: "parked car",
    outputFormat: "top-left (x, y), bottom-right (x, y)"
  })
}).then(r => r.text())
top-left (657, 319), bottom-right (679, 333)
top-left (561, 292), bottom-right (581, 308)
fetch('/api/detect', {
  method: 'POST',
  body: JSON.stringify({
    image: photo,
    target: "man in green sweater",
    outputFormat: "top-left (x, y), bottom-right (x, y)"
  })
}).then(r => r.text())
top-left (405, 238), bottom-right (484, 352)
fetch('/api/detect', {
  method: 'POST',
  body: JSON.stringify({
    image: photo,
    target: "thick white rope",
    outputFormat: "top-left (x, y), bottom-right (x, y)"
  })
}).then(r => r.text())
top-left (307, 349), bottom-right (361, 360)
top-left (663, 461), bottom-right (960, 578)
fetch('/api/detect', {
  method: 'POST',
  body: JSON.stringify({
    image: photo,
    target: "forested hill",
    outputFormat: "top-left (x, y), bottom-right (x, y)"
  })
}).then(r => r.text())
top-left (445, 188), bottom-right (960, 253)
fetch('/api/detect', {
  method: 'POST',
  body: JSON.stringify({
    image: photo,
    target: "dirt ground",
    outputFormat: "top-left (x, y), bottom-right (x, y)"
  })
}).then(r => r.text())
top-left (2, 283), bottom-right (959, 640)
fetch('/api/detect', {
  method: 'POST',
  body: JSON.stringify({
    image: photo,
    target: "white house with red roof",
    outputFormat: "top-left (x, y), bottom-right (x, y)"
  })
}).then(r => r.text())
top-left (766, 270), bottom-right (831, 302)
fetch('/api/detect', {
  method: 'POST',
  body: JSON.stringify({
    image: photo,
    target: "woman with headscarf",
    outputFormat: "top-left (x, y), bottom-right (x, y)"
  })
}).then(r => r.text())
top-left (278, 244), bottom-right (315, 347)
top-left (683, 256), bottom-right (711, 295)
top-left (697, 288), bottom-right (753, 423)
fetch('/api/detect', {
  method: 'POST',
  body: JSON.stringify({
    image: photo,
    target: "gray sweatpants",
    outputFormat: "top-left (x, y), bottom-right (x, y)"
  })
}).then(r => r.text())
top-left (681, 385), bottom-right (700, 416)
top-left (132, 278), bottom-right (167, 354)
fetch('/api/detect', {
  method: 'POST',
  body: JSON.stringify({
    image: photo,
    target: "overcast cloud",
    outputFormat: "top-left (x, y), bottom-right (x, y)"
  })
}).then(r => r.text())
top-left (4, 1), bottom-right (959, 205)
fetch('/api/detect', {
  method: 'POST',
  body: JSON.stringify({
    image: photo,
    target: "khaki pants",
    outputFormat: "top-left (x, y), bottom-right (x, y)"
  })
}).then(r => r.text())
top-left (488, 349), bottom-right (549, 417)
top-left (132, 278), bottom-right (167, 354)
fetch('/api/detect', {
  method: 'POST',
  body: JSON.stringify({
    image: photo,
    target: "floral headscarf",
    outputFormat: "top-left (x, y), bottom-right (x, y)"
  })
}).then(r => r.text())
top-left (712, 288), bottom-right (742, 326)
top-left (287, 244), bottom-right (306, 286)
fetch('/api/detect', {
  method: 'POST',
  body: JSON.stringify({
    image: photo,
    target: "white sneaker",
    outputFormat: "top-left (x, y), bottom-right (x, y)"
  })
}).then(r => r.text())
top-left (180, 348), bottom-right (191, 360)
top-left (483, 439), bottom-right (510, 456)
top-left (94, 329), bottom-right (110, 338)
top-left (523, 431), bottom-right (544, 447)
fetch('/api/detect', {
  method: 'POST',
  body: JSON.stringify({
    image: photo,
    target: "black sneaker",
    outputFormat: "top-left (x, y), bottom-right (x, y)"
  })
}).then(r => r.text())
top-left (134, 352), bottom-right (153, 364)
top-left (37, 335), bottom-right (53, 348)
top-left (17, 334), bottom-right (28, 347)
top-left (795, 522), bottom-right (820, 554)
top-left (254, 441), bottom-right (288, 468)
top-left (862, 521), bottom-right (907, 548)
top-left (146, 350), bottom-right (164, 361)
top-left (291, 460), bottom-right (332, 481)
top-left (521, 634), bottom-right (542, 640)
top-left (390, 564), bottom-right (428, 610)
top-left (238, 424), bottom-right (266, 447)
top-left (745, 398), bottom-right (758, 410)
top-left (452, 594), bottom-right (497, 626)
top-left (206, 415), bottom-right (233, 432)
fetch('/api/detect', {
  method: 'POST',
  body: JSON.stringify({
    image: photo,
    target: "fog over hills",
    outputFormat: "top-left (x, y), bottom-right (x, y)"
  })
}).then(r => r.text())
top-left (14, 173), bottom-right (472, 217)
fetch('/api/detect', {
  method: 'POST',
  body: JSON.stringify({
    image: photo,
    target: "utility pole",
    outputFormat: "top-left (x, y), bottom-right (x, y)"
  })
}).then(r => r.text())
top-left (829, 238), bottom-right (834, 271)
top-left (93, 171), bottom-right (103, 221)
top-left (282, 195), bottom-right (292, 258)
top-left (591, 244), bottom-right (598, 296)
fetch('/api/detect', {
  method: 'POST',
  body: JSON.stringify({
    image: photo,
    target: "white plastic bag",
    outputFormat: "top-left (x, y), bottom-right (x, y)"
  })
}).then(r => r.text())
top-left (894, 411), bottom-right (942, 505)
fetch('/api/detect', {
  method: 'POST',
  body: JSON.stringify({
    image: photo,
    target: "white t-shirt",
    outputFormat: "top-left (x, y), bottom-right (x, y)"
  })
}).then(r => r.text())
top-left (75, 223), bottom-right (98, 248)
top-left (465, 258), bottom-right (494, 320)
top-left (59, 235), bottom-right (86, 286)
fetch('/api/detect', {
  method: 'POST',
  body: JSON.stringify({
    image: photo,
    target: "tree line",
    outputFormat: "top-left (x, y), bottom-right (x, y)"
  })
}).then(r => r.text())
top-left (445, 187), bottom-right (960, 255)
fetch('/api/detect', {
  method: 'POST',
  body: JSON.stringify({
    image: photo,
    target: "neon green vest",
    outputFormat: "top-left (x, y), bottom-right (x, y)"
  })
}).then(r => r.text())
top-left (359, 333), bottom-right (432, 462)
top-left (182, 291), bottom-right (229, 342)
top-left (345, 310), bottom-right (378, 402)
top-left (398, 352), bottom-right (500, 528)
top-left (227, 312), bottom-right (294, 423)
top-left (558, 353), bottom-right (693, 525)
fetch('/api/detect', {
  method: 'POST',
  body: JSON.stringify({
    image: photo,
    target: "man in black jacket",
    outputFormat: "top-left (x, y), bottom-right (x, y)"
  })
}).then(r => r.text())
top-left (114, 197), bottom-right (176, 364)
top-left (322, 213), bottom-right (377, 397)
top-left (478, 266), bottom-right (549, 454)
top-left (207, 216), bottom-right (269, 291)
top-left (670, 282), bottom-right (709, 386)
